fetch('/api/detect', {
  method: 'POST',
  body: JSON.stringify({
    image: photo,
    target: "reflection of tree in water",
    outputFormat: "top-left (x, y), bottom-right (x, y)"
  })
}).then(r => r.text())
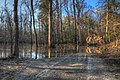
top-left (86, 46), bottom-right (102, 54)
top-left (86, 47), bottom-right (91, 54)
top-left (94, 47), bottom-right (102, 54)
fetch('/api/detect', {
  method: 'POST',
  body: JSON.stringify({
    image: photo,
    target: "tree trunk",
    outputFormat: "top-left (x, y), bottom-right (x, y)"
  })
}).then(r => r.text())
top-left (31, 0), bottom-right (38, 48)
top-left (4, 0), bottom-right (13, 56)
top-left (73, 0), bottom-right (78, 52)
top-left (48, 0), bottom-right (53, 58)
top-left (7, 12), bottom-right (13, 56)
top-left (60, 0), bottom-right (63, 54)
top-left (56, 0), bottom-right (60, 54)
top-left (106, 0), bottom-right (109, 43)
top-left (60, 0), bottom-right (63, 44)
top-left (13, 0), bottom-right (19, 58)
top-left (30, 11), bottom-right (33, 46)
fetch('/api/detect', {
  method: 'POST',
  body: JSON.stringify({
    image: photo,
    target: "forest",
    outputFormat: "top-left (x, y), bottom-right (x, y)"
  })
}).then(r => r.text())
top-left (0, 0), bottom-right (120, 79)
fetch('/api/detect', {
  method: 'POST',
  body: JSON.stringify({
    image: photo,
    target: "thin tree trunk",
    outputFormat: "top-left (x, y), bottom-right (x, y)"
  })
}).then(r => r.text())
top-left (4, 0), bottom-right (13, 55)
top-left (56, 0), bottom-right (60, 54)
top-left (30, 12), bottom-right (33, 46)
top-left (48, 0), bottom-right (52, 58)
top-left (106, 0), bottom-right (109, 43)
top-left (13, 0), bottom-right (19, 58)
top-left (76, 0), bottom-right (84, 45)
top-left (60, 0), bottom-right (63, 54)
top-left (73, 0), bottom-right (77, 52)
top-left (4, 0), bottom-right (7, 45)
top-left (31, 0), bottom-right (38, 48)
top-left (60, 3), bottom-right (63, 43)
top-left (7, 12), bottom-right (13, 56)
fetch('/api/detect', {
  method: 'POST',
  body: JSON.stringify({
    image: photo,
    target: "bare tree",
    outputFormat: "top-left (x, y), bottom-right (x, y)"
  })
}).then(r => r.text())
top-left (73, 0), bottom-right (78, 52)
top-left (4, 4), bottom-right (13, 55)
top-left (13, 0), bottom-right (19, 58)
top-left (60, 0), bottom-right (63, 44)
top-left (31, 0), bottom-right (38, 48)
top-left (48, 0), bottom-right (53, 58)
top-left (106, 0), bottom-right (109, 43)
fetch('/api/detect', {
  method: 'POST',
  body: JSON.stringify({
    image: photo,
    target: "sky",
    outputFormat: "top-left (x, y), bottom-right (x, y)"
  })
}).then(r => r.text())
top-left (0, 0), bottom-right (99, 9)
top-left (0, 0), bottom-right (13, 9)
top-left (86, 0), bottom-right (99, 8)
top-left (0, 0), bottom-right (99, 19)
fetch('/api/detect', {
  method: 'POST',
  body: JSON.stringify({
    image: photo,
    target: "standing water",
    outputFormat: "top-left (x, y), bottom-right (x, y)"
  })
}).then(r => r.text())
top-left (0, 43), bottom-right (82, 59)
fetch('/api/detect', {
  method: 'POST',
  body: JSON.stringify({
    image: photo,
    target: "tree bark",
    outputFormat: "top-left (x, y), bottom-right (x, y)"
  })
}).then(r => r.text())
top-left (48, 0), bottom-right (53, 58)
top-left (13, 0), bottom-right (19, 58)
top-left (60, 0), bottom-right (63, 43)
top-left (73, 0), bottom-right (78, 52)
top-left (106, 0), bottom-right (109, 43)
top-left (56, 0), bottom-right (60, 54)
top-left (30, 11), bottom-right (33, 46)
top-left (73, 0), bottom-right (77, 44)
top-left (31, 0), bottom-right (38, 48)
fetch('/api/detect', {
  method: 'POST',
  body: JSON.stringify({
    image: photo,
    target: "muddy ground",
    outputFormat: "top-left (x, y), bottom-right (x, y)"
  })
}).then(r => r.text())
top-left (0, 53), bottom-right (120, 80)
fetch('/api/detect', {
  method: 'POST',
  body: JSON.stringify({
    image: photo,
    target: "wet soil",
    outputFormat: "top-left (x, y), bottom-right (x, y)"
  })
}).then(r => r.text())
top-left (0, 53), bottom-right (120, 80)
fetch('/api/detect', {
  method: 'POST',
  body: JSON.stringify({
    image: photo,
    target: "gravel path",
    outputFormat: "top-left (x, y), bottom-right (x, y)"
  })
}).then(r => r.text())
top-left (0, 53), bottom-right (120, 80)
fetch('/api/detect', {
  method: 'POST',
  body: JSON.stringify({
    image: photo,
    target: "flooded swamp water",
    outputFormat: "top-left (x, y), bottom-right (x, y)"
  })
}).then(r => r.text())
top-left (0, 43), bottom-right (87, 59)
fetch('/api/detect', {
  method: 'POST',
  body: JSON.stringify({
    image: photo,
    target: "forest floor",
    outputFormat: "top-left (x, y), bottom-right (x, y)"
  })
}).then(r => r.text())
top-left (0, 52), bottom-right (120, 80)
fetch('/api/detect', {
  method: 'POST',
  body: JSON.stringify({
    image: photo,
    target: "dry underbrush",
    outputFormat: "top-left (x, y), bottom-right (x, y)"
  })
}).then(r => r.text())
top-left (101, 40), bottom-right (120, 58)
